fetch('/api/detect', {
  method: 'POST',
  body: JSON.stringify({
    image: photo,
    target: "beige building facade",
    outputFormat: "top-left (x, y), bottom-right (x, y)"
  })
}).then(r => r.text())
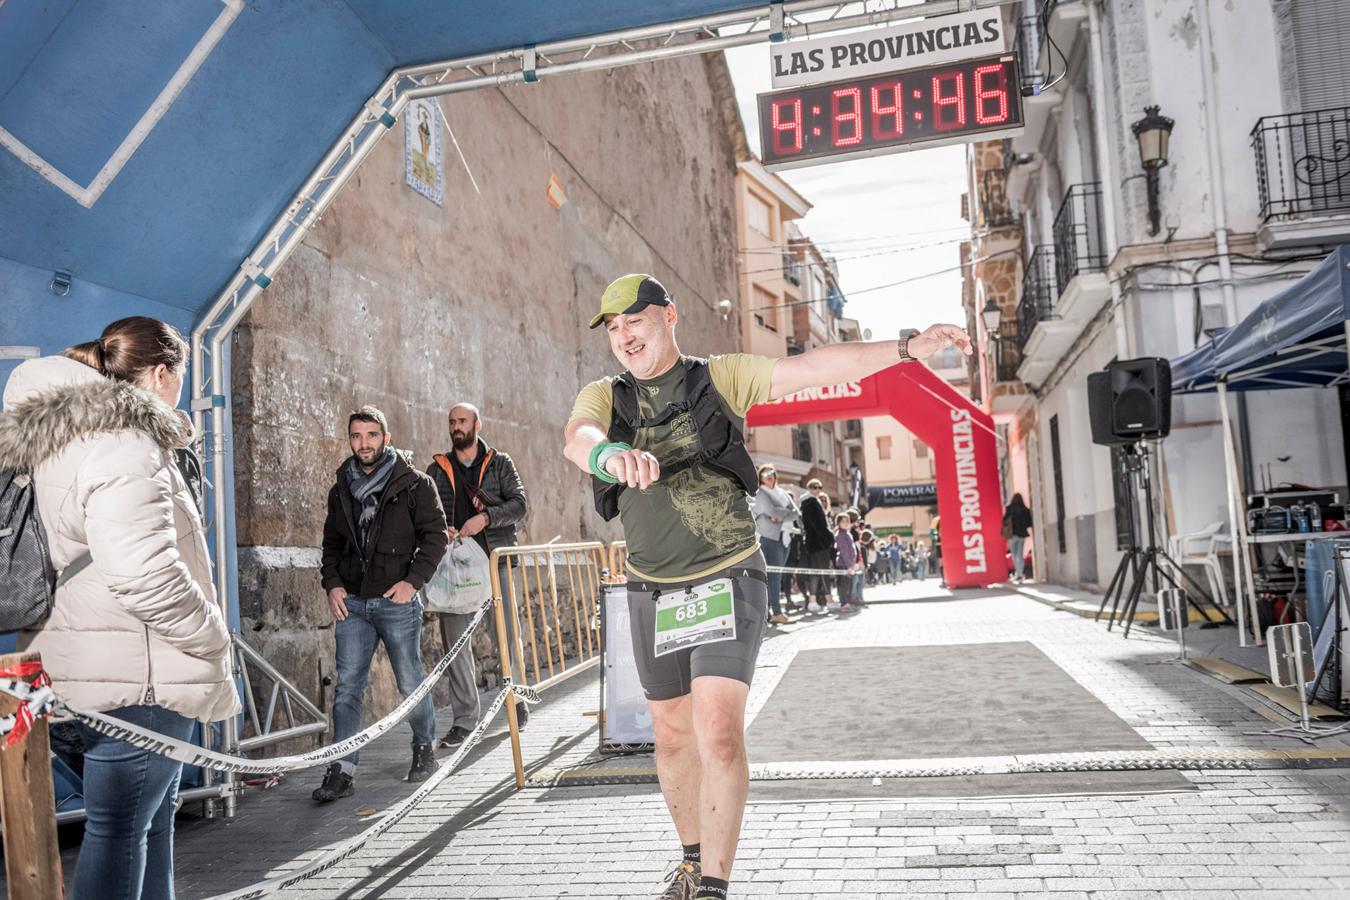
top-left (733, 159), bottom-right (858, 502)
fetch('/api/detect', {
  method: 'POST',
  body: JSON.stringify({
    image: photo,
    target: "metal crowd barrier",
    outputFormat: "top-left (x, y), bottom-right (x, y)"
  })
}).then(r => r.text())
top-left (490, 541), bottom-right (608, 787)
top-left (609, 540), bottom-right (627, 580)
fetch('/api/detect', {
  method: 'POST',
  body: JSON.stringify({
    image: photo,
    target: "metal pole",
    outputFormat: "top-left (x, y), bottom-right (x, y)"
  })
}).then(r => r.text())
top-left (1293, 627), bottom-right (1311, 732)
top-left (1218, 382), bottom-right (1254, 646)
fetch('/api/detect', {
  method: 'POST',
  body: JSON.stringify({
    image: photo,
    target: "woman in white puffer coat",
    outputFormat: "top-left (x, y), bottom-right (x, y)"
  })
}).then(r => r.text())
top-left (0, 316), bottom-right (239, 900)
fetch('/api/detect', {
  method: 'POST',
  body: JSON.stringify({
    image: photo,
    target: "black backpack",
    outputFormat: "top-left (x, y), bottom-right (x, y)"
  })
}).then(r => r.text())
top-left (0, 467), bottom-right (91, 633)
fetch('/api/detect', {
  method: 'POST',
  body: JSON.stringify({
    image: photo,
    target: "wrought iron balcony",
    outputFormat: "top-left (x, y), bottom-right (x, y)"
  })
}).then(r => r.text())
top-left (995, 320), bottom-right (1022, 382)
top-left (1252, 106), bottom-right (1350, 222)
top-left (1052, 183), bottom-right (1106, 294)
top-left (980, 169), bottom-right (1019, 230)
top-left (844, 419), bottom-right (862, 440)
top-left (782, 252), bottom-right (802, 286)
top-left (1017, 245), bottom-right (1057, 350)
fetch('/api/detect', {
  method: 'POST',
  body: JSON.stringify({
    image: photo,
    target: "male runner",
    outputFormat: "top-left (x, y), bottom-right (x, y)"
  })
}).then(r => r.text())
top-left (563, 274), bottom-right (970, 899)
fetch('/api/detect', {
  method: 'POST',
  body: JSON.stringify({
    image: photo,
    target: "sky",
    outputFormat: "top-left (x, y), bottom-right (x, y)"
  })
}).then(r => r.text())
top-left (722, 42), bottom-right (972, 341)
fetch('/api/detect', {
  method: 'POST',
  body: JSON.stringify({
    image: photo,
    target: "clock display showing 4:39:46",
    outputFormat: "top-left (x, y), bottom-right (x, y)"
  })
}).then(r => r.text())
top-left (757, 53), bottom-right (1025, 169)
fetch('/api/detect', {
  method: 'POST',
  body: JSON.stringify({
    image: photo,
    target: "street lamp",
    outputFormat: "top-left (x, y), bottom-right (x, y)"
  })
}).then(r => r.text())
top-left (981, 297), bottom-right (1002, 338)
top-left (1131, 105), bottom-right (1175, 236)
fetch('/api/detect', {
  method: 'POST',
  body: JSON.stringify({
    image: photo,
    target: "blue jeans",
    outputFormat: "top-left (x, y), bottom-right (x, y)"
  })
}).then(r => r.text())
top-left (333, 596), bottom-right (436, 764)
top-left (760, 536), bottom-right (787, 616)
top-left (73, 704), bottom-right (196, 900)
top-left (852, 571), bottom-right (865, 601)
top-left (1010, 536), bottom-right (1027, 579)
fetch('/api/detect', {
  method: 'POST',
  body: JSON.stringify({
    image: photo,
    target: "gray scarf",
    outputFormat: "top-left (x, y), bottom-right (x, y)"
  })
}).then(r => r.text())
top-left (347, 447), bottom-right (397, 548)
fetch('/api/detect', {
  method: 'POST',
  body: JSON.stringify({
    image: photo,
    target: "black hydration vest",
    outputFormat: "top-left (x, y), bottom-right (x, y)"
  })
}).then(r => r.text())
top-left (591, 357), bottom-right (760, 521)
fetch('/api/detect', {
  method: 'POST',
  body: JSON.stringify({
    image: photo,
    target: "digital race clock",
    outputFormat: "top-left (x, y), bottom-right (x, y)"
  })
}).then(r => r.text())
top-left (757, 53), bottom-right (1024, 170)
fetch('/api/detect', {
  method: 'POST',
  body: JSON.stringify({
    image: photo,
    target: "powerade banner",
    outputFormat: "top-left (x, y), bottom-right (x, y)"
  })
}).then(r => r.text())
top-left (747, 363), bottom-right (1006, 589)
top-left (869, 483), bottom-right (938, 508)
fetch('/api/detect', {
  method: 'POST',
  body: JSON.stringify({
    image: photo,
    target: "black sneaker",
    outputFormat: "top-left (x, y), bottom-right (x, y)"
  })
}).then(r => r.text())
top-left (407, 743), bottom-right (437, 782)
top-left (438, 725), bottom-right (472, 748)
top-left (312, 763), bottom-right (353, 802)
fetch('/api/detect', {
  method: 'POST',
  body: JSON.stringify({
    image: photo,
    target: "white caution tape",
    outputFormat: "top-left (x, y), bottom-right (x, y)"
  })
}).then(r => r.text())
top-left (766, 565), bottom-right (857, 577)
top-left (0, 596), bottom-right (538, 775)
top-left (206, 680), bottom-right (533, 900)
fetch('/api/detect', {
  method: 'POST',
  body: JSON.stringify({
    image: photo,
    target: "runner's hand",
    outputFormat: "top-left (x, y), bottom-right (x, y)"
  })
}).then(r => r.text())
top-left (327, 587), bottom-right (349, 621)
top-left (908, 323), bottom-right (974, 359)
top-left (605, 448), bottom-right (660, 489)
top-left (384, 580), bottom-right (417, 604)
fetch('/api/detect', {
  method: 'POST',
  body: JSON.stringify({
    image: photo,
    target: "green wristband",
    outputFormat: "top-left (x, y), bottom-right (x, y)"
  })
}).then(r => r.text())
top-left (589, 442), bottom-right (632, 484)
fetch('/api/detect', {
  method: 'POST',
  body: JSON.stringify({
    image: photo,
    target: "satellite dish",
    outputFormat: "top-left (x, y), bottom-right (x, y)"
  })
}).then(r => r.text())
top-left (863, 328), bottom-right (873, 340)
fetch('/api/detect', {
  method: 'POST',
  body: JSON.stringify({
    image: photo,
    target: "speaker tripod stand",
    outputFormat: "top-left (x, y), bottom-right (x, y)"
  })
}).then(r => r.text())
top-left (1095, 443), bottom-right (1235, 636)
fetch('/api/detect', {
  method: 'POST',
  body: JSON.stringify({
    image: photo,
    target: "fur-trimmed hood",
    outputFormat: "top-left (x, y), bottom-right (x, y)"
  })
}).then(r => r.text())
top-left (0, 356), bottom-right (194, 470)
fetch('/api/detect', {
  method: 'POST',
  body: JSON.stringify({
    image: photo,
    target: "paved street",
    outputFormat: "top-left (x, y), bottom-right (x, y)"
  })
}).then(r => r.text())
top-left (144, 581), bottom-right (1350, 896)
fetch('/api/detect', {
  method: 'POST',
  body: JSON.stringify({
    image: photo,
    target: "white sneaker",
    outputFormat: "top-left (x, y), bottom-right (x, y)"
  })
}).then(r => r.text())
top-left (807, 602), bottom-right (822, 614)
top-left (826, 601), bottom-right (841, 613)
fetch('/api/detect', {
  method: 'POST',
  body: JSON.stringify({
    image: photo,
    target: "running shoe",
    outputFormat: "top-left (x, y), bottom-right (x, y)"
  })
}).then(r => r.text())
top-left (312, 763), bottom-right (354, 802)
top-left (658, 860), bottom-right (701, 899)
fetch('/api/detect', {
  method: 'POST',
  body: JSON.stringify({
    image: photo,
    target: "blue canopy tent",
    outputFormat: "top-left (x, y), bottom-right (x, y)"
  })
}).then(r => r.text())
top-left (1168, 245), bottom-right (1350, 647)
top-left (1171, 245), bottom-right (1350, 394)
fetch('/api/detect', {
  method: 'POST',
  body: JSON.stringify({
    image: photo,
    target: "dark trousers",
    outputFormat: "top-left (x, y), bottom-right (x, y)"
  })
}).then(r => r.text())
top-left (806, 548), bottom-right (833, 603)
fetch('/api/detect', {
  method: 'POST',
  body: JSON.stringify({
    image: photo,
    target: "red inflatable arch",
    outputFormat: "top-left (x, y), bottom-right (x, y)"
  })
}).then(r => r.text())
top-left (746, 362), bottom-right (1006, 589)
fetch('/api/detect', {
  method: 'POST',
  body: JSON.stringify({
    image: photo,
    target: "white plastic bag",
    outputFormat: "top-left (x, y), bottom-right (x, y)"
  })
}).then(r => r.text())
top-left (423, 538), bottom-right (493, 614)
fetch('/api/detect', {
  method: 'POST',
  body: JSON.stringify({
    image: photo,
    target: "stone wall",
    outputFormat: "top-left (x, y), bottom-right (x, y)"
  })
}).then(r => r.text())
top-left (231, 51), bottom-right (744, 746)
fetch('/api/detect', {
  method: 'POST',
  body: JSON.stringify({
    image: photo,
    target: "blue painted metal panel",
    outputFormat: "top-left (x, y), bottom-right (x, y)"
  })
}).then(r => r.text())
top-left (0, 254), bottom-right (195, 390)
top-left (0, 0), bottom-right (78, 100)
top-left (0, 0), bottom-right (394, 307)
top-left (344, 0), bottom-right (764, 65)
top-left (0, 0), bottom-right (757, 318)
top-left (0, 0), bottom-right (222, 186)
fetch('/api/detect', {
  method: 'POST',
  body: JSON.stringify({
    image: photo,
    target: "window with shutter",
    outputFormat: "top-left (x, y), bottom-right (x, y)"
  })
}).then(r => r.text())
top-left (1292, 0), bottom-right (1350, 110)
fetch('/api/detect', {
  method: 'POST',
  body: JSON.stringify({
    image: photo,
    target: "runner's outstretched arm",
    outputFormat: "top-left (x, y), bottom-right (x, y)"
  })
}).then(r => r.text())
top-left (768, 322), bottom-right (971, 401)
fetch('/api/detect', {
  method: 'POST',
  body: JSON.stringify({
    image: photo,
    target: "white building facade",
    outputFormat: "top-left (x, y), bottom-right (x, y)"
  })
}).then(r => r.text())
top-left (973, 0), bottom-right (1350, 588)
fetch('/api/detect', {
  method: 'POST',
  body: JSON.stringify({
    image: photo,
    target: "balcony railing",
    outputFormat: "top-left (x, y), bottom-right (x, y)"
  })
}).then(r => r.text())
top-left (844, 419), bottom-right (862, 440)
top-left (1017, 245), bottom-right (1057, 350)
top-left (995, 320), bottom-right (1022, 382)
top-left (783, 253), bottom-right (802, 286)
top-left (1252, 106), bottom-right (1350, 222)
top-left (1052, 183), bottom-right (1106, 294)
top-left (1015, 16), bottom-right (1045, 94)
top-left (980, 169), bottom-right (1019, 230)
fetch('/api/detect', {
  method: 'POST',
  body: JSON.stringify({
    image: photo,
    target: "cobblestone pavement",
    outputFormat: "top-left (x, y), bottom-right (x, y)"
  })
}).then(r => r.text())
top-left (51, 581), bottom-right (1350, 897)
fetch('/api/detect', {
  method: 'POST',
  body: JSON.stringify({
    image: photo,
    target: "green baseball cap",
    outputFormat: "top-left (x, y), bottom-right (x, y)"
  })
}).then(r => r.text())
top-left (589, 274), bottom-right (672, 329)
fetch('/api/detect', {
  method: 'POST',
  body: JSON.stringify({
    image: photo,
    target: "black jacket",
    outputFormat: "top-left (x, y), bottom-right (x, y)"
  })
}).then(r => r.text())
top-left (425, 437), bottom-right (528, 553)
top-left (1004, 504), bottom-right (1033, 538)
top-left (321, 451), bottom-right (449, 598)
top-left (800, 493), bottom-right (834, 554)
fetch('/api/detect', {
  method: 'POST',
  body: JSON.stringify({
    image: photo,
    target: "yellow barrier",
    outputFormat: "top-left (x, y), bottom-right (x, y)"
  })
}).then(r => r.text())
top-left (608, 540), bottom-right (628, 581)
top-left (490, 541), bottom-right (609, 787)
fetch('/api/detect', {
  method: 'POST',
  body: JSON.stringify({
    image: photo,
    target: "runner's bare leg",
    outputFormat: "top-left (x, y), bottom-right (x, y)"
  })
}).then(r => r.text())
top-left (650, 694), bottom-right (701, 845)
top-left (689, 675), bottom-right (750, 880)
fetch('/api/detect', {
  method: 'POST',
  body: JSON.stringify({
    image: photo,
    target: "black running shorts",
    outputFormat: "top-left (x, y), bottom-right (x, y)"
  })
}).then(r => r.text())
top-left (625, 551), bottom-right (768, 702)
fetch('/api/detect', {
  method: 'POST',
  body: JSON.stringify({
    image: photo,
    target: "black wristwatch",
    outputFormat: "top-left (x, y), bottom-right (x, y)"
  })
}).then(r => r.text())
top-left (897, 329), bottom-right (921, 362)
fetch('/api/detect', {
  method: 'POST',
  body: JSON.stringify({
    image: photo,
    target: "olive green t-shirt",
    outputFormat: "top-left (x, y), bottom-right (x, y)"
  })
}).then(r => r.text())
top-left (569, 354), bottom-right (777, 582)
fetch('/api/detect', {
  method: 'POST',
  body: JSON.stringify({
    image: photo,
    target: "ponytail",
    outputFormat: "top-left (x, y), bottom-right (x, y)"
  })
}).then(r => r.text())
top-left (64, 317), bottom-right (187, 384)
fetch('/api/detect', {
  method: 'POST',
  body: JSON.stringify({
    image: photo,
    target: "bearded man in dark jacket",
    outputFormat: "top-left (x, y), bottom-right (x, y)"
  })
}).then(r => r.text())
top-left (314, 406), bottom-right (448, 802)
top-left (426, 402), bottom-right (531, 745)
